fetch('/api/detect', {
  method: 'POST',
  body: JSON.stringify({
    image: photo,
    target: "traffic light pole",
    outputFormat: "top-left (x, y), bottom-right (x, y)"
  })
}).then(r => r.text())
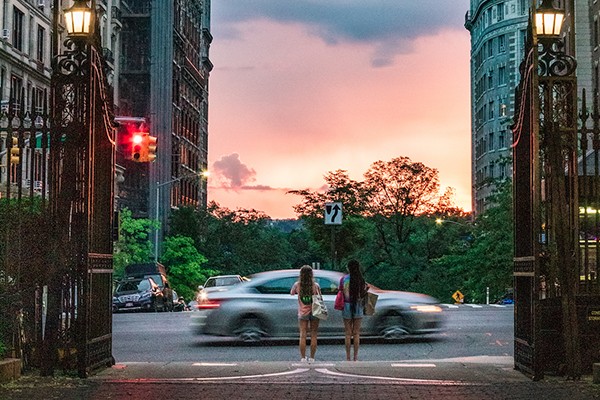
top-left (153, 172), bottom-right (204, 262)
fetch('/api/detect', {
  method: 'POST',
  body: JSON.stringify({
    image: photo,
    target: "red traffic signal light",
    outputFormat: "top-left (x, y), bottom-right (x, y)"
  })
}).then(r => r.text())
top-left (131, 132), bottom-right (145, 161)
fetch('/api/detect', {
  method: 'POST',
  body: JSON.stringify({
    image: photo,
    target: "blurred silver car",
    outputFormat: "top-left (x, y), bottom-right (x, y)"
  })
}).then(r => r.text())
top-left (190, 269), bottom-right (445, 342)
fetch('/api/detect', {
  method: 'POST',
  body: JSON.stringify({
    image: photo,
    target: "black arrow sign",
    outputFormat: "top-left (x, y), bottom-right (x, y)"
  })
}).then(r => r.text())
top-left (330, 204), bottom-right (340, 223)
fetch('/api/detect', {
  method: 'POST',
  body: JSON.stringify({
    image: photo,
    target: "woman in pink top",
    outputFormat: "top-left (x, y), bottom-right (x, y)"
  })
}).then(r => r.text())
top-left (290, 265), bottom-right (321, 363)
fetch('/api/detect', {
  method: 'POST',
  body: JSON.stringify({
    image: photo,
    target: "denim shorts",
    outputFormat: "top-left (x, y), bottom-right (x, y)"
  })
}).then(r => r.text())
top-left (299, 313), bottom-right (317, 321)
top-left (342, 302), bottom-right (364, 319)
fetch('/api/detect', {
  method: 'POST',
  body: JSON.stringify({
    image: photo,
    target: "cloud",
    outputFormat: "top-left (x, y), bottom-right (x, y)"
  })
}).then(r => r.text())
top-left (212, 1), bottom-right (468, 66)
top-left (211, 154), bottom-right (290, 192)
top-left (212, 153), bottom-right (257, 188)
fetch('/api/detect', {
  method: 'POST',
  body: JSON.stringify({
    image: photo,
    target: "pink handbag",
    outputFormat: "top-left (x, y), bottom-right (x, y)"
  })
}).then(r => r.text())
top-left (334, 288), bottom-right (344, 310)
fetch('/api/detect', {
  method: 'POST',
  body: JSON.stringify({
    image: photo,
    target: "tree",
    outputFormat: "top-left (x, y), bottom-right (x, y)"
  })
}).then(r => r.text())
top-left (170, 203), bottom-right (304, 276)
top-left (113, 208), bottom-right (158, 280)
top-left (160, 235), bottom-right (217, 300)
top-left (428, 180), bottom-right (513, 303)
top-left (289, 170), bottom-right (369, 269)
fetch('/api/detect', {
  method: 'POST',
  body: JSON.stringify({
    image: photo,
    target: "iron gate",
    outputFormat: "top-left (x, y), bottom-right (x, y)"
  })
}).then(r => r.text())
top-left (513, 16), bottom-right (600, 379)
top-left (0, 1), bottom-right (116, 377)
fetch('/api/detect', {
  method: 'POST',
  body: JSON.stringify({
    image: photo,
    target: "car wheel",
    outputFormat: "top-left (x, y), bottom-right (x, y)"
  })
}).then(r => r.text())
top-left (234, 315), bottom-right (266, 343)
top-left (379, 311), bottom-right (409, 339)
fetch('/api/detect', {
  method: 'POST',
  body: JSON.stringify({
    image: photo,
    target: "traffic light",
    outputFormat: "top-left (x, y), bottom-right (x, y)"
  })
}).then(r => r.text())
top-left (147, 135), bottom-right (157, 162)
top-left (10, 136), bottom-right (19, 164)
top-left (131, 132), bottom-right (147, 162)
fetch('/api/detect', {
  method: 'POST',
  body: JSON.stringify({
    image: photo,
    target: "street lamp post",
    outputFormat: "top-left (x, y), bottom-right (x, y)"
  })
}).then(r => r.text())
top-left (513, 0), bottom-right (580, 379)
top-left (534, 0), bottom-right (581, 379)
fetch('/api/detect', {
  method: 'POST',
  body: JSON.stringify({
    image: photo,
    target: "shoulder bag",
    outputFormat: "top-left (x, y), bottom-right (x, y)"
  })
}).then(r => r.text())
top-left (364, 291), bottom-right (378, 316)
top-left (312, 294), bottom-right (328, 320)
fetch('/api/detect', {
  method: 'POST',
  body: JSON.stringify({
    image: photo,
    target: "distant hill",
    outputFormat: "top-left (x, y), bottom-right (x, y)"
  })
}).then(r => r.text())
top-left (268, 219), bottom-right (303, 233)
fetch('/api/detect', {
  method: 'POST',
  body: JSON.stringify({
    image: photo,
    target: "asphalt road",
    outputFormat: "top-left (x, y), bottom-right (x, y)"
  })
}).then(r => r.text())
top-left (112, 304), bottom-right (514, 363)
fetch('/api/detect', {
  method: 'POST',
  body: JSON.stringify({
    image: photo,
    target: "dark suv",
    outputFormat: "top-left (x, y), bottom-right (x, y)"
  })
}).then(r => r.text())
top-left (113, 277), bottom-right (168, 312)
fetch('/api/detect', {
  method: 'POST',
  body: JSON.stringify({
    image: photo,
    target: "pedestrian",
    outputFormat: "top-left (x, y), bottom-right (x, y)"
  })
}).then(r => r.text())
top-left (290, 265), bottom-right (322, 363)
top-left (339, 259), bottom-right (368, 361)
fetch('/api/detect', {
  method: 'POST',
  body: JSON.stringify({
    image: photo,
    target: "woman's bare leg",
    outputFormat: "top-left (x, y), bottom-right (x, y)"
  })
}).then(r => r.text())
top-left (309, 319), bottom-right (320, 359)
top-left (343, 319), bottom-right (353, 361)
top-left (352, 318), bottom-right (362, 361)
top-left (298, 319), bottom-right (308, 359)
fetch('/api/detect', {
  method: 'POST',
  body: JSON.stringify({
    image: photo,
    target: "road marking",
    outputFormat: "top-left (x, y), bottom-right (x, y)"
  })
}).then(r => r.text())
top-left (489, 304), bottom-right (506, 308)
top-left (443, 304), bottom-right (459, 308)
top-left (104, 368), bottom-right (310, 383)
top-left (291, 363), bottom-right (336, 367)
top-left (466, 305), bottom-right (483, 308)
top-left (192, 362), bottom-right (238, 367)
top-left (391, 363), bottom-right (436, 368)
top-left (314, 368), bottom-right (473, 385)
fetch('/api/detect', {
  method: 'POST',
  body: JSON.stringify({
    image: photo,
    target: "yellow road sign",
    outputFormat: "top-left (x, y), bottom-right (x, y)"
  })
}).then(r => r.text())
top-left (452, 290), bottom-right (464, 304)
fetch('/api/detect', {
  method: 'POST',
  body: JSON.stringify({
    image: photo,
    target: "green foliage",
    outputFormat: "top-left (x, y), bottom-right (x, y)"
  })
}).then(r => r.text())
top-left (169, 204), bottom-right (316, 276)
top-left (160, 235), bottom-right (217, 300)
top-left (427, 181), bottom-right (513, 303)
top-left (113, 208), bottom-right (159, 280)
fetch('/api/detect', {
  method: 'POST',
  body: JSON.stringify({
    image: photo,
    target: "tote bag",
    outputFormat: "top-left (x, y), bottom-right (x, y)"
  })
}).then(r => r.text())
top-left (312, 294), bottom-right (328, 320)
top-left (364, 292), bottom-right (378, 316)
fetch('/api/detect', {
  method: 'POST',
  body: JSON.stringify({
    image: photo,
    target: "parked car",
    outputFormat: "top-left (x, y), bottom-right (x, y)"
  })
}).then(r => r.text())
top-left (124, 263), bottom-right (174, 311)
top-left (113, 277), bottom-right (169, 312)
top-left (190, 269), bottom-right (445, 342)
top-left (196, 274), bottom-right (249, 302)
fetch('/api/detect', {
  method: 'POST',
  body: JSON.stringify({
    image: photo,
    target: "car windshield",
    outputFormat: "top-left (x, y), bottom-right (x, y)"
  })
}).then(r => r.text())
top-left (205, 277), bottom-right (240, 287)
top-left (116, 279), bottom-right (150, 292)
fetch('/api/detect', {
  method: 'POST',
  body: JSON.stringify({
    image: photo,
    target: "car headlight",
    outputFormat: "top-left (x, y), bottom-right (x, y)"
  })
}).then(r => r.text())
top-left (112, 297), bottom-right (119, 303)
top-left (198, 291), bottom-right (208, 302)
top-left (410, 305), bottom-right (442, 313)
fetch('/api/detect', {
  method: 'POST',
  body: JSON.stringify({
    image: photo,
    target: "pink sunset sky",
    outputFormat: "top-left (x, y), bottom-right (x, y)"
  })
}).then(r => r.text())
top-left (207, 1), bottom-right (472, 219)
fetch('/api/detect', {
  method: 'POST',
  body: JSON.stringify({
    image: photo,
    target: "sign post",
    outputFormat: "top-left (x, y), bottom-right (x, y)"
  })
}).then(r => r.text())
top-left (324, 202), bottom-right (342, 269)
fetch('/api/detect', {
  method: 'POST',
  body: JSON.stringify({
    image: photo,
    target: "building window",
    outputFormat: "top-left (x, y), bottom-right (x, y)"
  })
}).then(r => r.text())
top-left (499, 131), bottom-right (505, 148)
top-left (12, 6), bottom-right (24, 51)
top-left (489, 100), bottom-right (494, 120)
top-left (497, 3), bottom-right (504, 22)
top-left (498, 66), bottom-right (507, 86)
top-left (33, 87), bottom-right (44, 114)
top-left (519, 0), bottom-right (527, 15)
top-left (10, 74), bottom-right (23, 111)
top-left (499, 103), bottom-right (507, 117)
top-left (489, 132), bottom-right (495, 152)
top-left (37, 25), bottom-right (45, 63)
top-left (498, 35), bottom-right (506, 53)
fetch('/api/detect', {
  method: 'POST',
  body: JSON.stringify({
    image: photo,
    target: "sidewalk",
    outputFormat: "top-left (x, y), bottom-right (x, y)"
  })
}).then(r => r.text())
top-left (1, 357), bottom-right (600, 399)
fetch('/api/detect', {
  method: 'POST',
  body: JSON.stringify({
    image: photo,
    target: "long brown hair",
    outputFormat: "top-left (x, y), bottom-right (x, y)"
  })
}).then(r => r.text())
top-left (299, 265), bottom-right (314, 305)
top-left (347, 259), bottom-right (366, 305)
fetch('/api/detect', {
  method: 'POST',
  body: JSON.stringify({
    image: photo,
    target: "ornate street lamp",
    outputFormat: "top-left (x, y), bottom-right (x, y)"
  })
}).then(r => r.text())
top-left (535, 0), bottom-right (564, 37)
top-left (63, 0), bottom-right (93, 37)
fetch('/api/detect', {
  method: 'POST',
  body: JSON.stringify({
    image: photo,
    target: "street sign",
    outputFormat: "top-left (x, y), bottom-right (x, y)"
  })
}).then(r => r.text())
top-left (324, 202), bottom-right (342, 225)
top-left (452, 290), bottom-right (464, 304)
